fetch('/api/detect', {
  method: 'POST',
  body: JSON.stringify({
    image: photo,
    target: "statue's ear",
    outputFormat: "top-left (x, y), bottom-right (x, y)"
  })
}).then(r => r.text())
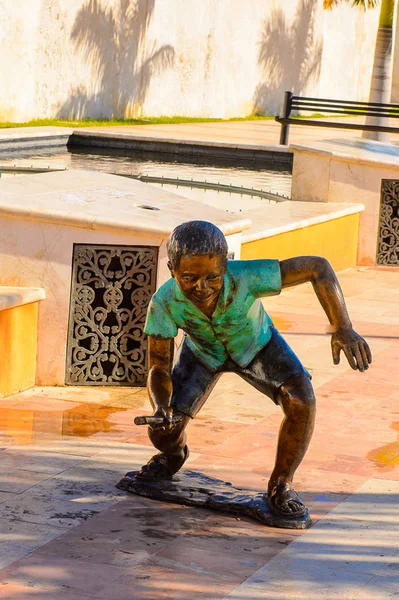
top-left (167, 260), bottom-right (174, 277)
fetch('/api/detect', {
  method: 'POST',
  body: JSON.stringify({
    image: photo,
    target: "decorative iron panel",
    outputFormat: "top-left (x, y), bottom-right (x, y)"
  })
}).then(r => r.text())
top-left (66, 244), bottom-right (158, 386)
top-left (377, 180), bottom-right (399, 265)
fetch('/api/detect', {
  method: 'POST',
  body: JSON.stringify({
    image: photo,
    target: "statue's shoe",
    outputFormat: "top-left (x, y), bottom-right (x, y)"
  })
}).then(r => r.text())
top-left (135, 445), bottom-right (189, 481)
top-left (265, 482), bottom-right (307, 519)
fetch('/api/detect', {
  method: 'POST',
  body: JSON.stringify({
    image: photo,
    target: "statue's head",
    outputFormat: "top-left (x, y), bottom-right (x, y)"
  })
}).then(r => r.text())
top-left (166, 221), bottom-right (228, 305)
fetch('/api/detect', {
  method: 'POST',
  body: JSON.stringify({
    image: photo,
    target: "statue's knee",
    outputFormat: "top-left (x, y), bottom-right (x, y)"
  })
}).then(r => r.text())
top-left (278, 375), bottom-right (316, 414)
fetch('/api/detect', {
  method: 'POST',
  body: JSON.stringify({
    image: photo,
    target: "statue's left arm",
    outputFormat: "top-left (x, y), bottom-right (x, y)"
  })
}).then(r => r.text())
top-left (279, 256), bottom-right (372, 372)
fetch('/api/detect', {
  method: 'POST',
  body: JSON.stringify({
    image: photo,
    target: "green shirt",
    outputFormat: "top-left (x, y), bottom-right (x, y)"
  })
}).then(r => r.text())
top-left (144, 259), bottom-right (282, 370)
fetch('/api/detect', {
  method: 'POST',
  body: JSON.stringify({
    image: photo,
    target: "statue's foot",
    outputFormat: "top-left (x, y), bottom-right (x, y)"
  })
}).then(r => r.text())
top-left (265, 482), bottom-right (307, 519)
top-left (134, 445), bottom-right (189, 481)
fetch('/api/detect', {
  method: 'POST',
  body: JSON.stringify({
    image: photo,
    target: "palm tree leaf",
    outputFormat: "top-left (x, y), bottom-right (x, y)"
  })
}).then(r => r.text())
top-left (351, 0), bottom-right (379, 7)
top-left (324, 0), bottom-right (379, 8)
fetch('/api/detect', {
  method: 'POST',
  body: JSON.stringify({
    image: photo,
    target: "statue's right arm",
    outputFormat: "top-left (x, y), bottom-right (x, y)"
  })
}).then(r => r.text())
top-left (147, 336), bottom-right (175, 428)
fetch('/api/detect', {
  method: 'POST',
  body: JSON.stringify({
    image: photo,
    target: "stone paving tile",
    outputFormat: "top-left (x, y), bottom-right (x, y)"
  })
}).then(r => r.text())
top-left (0, 520), bottom-right (66, 570)
top-left (223, 562), bottom-right (372, 599)
top-left (0, 555), bottom-right (128, 596)
top-left (6, 435), bottom-right (145, 457)
top-left (129, 418), bottom-right (251, 454)
top-left (0, 467), bottom-right (53, 494)
top-left (33, 501), bottom-right (172, 568)
top-left (13, 386), bottom-right (136, 405)
top-left (0, 397), bottom-right (29, 409)
top-left (198, 427), bottom-right (278, 460)
top-left (0, 584), bottom-right (93, 599)
top-left (198, 386), bottom-right (279, 425)
top-left (0, 445), bottom-right (155, 529)
top-left (353, 575), bottom-right (399, 600)
top-left (279, 521), bottom-right (398, 576)
top-left (223, 477), bottom-right (399, 599)
top-left (0, 493), bottom-right (13, 504)
top-left (294, 468), bottom-right (367, 496)
top-left (150, 537), bottom-right (286, 581)
top-left (5, 398), bottom-right (79, 412)
top-left (94, 563), bottom-right (239, 600)
top-left (0, 477), bottom-right (122, 530)
top-left (324, 478), bottom-right (399, 523)
top-left (315, 375), bottom-right (396, 402)
top-left (0, 448), bottom-right (86, 475)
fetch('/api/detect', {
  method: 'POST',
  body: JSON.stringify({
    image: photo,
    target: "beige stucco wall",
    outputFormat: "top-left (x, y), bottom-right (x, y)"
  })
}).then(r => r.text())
top-left (0, 0), bottom-right (381, 122)
top-left (390, 1), bottom-right (399, 102)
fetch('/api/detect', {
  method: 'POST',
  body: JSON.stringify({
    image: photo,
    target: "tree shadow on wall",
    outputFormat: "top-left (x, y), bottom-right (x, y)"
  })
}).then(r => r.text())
top-left (253, 0), bottom-right (323, 115)
top-left (58, 0), bottom-right (175, 119)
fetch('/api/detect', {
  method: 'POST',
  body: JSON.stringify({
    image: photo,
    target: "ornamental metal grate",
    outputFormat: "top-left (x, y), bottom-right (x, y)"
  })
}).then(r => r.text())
top-left (377, 180), bottom-right (399, 266)
top-left (66, 244), bottom-right (158, 386)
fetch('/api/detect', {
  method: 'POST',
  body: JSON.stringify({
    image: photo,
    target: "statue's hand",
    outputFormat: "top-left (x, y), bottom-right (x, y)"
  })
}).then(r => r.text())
top-left (331, 327), bottom-right (372, 372)
top-left (151, 406), bottom-right (174, 431)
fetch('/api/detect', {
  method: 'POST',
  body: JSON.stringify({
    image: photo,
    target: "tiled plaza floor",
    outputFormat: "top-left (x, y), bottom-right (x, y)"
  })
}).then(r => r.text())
top-left (0, 267), bottom-right (398, 599)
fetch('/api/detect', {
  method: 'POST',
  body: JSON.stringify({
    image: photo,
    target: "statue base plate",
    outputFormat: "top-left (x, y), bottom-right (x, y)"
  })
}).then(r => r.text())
top-left (116, 469), bottom-right (311, 530)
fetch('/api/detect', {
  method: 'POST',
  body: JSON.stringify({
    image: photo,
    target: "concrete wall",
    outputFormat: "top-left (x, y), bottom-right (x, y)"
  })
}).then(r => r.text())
top-left (390, 1), bottom-right (399, 102)
top-left (0, 0), bottom-right (381, 121)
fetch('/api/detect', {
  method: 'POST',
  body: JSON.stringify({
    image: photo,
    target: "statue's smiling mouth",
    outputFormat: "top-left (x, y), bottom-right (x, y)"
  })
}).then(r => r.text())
top-left (192, 292), bottom-right (214, 301)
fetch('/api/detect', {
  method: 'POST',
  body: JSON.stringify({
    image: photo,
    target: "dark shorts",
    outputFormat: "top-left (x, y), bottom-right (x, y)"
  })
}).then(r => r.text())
top-left (171, 327), bottom-right (311, 418)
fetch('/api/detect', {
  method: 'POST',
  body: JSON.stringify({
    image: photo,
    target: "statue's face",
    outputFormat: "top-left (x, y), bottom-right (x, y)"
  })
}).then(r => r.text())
top-left (170, 253), bottom-right (226, 307)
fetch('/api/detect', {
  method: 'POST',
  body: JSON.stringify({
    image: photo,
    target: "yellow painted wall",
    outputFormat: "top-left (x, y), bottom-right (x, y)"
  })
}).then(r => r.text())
top-left (241, 213), bottom-right (360, 273)
top-left (0, 303), bottom-right (39, 398)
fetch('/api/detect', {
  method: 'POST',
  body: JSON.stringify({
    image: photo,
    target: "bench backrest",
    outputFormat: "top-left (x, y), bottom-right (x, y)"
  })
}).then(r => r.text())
top-left (288, 94), bottom-right (399, 120)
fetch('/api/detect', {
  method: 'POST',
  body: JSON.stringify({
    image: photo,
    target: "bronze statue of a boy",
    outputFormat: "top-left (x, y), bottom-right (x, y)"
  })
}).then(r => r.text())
top-left (136, 220), bottom-right (371, 519)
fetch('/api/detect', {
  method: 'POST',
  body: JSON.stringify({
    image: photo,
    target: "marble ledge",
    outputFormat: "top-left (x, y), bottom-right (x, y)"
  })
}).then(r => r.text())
top-left (0, 127), bottom-right (73, 140)
top-left (0, 287), bottom-right (46, 312)
top-left (290, 138), bottom-right (399, 169)
top-left (74, 129), bottom-right (290, 153)
top-left (242, 201), bottom-right (364, 243)
top-left (0, 170), bottom-right (252, 238)
top-left (0, 203), bottom-right (252, 239)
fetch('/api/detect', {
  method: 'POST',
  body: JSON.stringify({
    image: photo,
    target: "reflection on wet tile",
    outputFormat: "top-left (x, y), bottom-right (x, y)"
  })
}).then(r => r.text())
top-left (367, 423), bottom-right (399, 471)
top-left (14, 386), bottom-right (140, 404)
top-left (61, 404), bottom-right (127, 437)
top-left (0, 401), bottom-right (141, 446)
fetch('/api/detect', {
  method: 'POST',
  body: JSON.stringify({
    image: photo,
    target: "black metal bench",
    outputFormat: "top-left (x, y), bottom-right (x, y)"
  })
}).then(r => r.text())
top-left (275, 91), bottom-right (399, 145)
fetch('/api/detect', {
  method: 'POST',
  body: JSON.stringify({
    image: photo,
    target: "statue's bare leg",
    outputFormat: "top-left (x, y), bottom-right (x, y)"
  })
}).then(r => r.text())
top-left (267, 374), bottom-right (316, 517)
top-left (135, 413), bottom-right (191, 480)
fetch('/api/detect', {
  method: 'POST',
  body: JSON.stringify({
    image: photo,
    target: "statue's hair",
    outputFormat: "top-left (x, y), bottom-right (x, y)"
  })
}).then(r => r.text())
top-left (167, 220), bottom-right (228, 270)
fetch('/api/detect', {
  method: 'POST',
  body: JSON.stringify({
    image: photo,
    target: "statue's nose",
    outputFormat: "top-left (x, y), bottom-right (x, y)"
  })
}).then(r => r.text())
top-left (196, 278), bottom-right (208, 291)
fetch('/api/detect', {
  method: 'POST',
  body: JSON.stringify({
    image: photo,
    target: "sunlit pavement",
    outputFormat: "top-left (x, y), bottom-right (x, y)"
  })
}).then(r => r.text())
top-left (0, 267), bottom-right (398, 599)
top-left (4, 116), bottom-right (399, 154)
top-left (78, 117), bottom-right (399, 147)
